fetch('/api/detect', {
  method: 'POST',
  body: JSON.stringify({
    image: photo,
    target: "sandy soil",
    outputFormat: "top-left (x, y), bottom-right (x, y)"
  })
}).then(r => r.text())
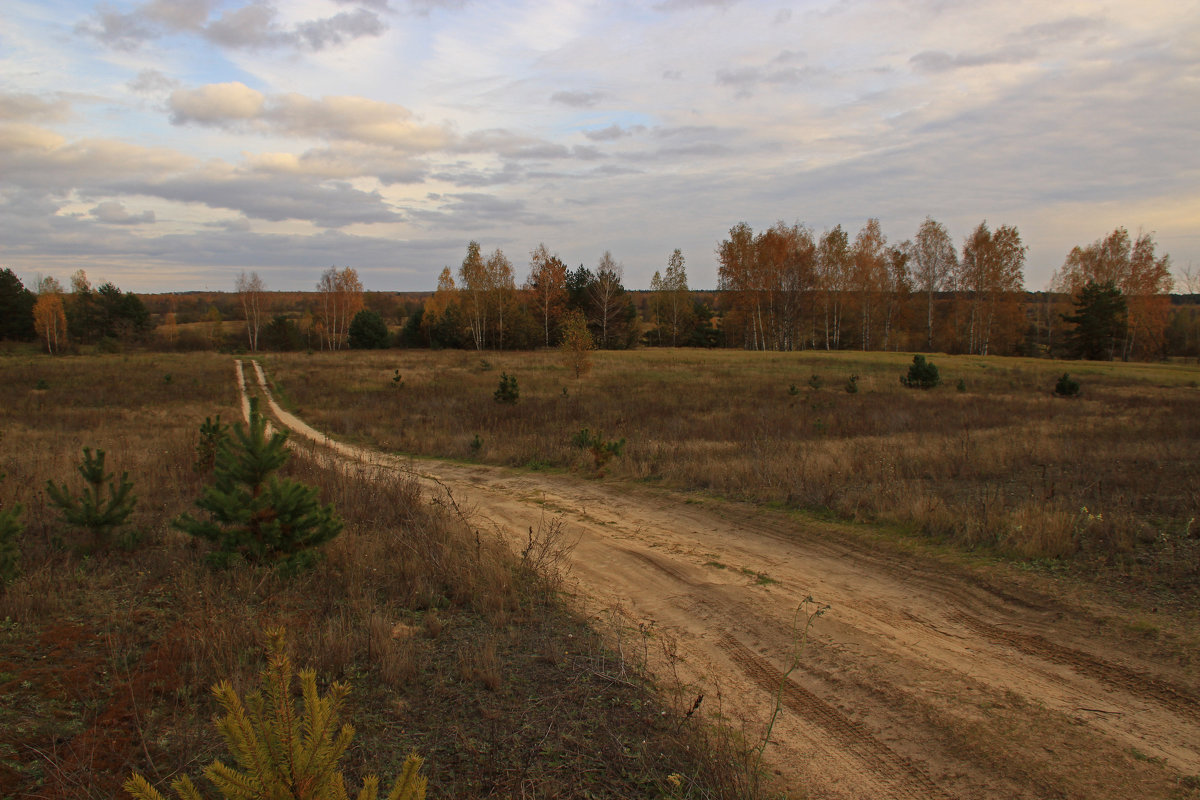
top-left (242, 360), bottom-right (1199, 799)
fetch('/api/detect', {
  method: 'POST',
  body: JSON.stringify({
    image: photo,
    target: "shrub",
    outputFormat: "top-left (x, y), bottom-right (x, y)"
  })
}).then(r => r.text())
top-left (572, 428), bottom-right (626, 470)
top-left (807, 374), bottom-right (822, 390)
top-left (1055, 373), bottom-right (1081, 397)
top-left (124, 629), bottom-right (428, 800)
top-left (956, 378), bottom-right (967, 392)
top-left (494, 373), bottom-right (519, 404)
top-left (45, 447), bottom-right (137, 546)
top-left (844, 374), bottom-right (859, 394)
top-left (901, 354), bottom-right (940, 389)
top-left (175, 398), bottom-right (342, 572)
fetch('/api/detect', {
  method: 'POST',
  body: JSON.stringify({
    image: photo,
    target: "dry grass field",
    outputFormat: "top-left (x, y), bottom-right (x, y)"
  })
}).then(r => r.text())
top-left (263, 348), bottom-right (1200, 603)
top-left (0, 351), bottom-right (735, 799)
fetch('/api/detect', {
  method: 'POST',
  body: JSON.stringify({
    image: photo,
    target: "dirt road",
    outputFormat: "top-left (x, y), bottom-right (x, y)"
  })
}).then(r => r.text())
top-left (242, 361), bottom-right (1199, 799)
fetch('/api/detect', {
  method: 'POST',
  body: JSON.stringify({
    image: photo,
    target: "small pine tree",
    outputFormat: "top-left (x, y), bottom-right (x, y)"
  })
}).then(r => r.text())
top-left (901, 354), bottom-right (940, 389)
top-left (1055, 373), bottom-right (1081, 397)
top-left (175, 398), bottom-right (342, 571)
top-left (494, 373), bottom-right (519, 404)
top-left (45, 448), bottom-right (136, 546)
top-left (124, 629), bottom-right (428, 800)
top-left (194, 415), bottom-right (230, 474)
top-left (0, 506), bottom-right (20, 587)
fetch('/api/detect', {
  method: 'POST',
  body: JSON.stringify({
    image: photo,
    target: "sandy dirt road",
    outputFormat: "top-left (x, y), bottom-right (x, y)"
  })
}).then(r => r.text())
top-left (242, 361), bottom-right (1199, 799)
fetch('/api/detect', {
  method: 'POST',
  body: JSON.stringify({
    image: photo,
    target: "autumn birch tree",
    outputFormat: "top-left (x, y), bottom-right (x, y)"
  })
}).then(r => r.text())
top-left (526, 243), bottom-right (567, 347)
top-left (485, 248), bottom-right (515, 350)
top-left (459, 241), bottom-right (489, 350)
top-left (912, 217), bottom-right (957, 351)
top-left (316, 267), bottom-right (363, 350)
top-left (816, 226), bottom-right (851, 349)
top-left (33, 276), bottom-right (67, 354)
top-left (235, 270), bottom-right (267, 351)
top-left (589, 251), bottom-right (625, 349)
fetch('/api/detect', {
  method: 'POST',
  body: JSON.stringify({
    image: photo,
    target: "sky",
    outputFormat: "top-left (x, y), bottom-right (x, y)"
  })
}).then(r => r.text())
top-left (1, 0), bottom-right (1198, 293)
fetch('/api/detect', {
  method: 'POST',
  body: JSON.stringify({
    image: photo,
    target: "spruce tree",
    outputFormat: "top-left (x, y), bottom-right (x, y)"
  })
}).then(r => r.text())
top-left (175, 399), bottom-right (342, 572)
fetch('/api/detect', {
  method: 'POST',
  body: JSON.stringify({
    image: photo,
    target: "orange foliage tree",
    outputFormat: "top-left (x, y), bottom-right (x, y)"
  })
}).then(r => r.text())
top-left (1055, 228), bottom-right (1173, 359)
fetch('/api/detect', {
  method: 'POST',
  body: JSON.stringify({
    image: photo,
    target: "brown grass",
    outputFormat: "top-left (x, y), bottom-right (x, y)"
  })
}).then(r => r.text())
top-left (262, 348), bottom-right (1200, 598)
top-left (0, 351), bottom-right (738, 799)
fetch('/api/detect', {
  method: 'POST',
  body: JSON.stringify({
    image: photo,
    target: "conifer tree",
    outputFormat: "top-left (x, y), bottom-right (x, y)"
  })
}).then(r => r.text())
top-left (0, 467), bottom-right (21, 587)
top-left (175, 399), bottom-right (342, 571)
top-left (124, 629), bottom-right (428, 800)
top-left (46, 448), bottom-right (136, 546)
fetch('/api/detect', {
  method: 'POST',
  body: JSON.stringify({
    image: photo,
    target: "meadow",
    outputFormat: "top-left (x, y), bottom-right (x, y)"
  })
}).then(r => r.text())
top-left (0, 351), bottom-right (736, 799)
top-left (263, 348), bottom-right (1200, 602)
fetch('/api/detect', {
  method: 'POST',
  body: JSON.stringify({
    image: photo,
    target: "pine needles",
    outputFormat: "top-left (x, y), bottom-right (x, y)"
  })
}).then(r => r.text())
top-left (124, 629), bottom-right (428, 800)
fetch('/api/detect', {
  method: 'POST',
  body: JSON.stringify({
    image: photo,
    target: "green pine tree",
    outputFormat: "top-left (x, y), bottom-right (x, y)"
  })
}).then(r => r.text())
top-left (175, 398), bottom-right (342, 571)
top-left (45, 447), bottom-right (136, 546)
top-left (124, 629), bottom-right (428, 800)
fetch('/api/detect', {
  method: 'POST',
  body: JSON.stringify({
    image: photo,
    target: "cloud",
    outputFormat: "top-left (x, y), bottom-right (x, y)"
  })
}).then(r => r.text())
top-left (127, 69), bottom-right (179, 95)
top-left (90, 200), bottom-right (156, 225)
top-left (550, 90), bottom-right (605, 108)
top-left (0, 93), bottom-right (72, 123)
top-left (78, 0), bottom-right (387, 52)
top-left (167, 84), bottom-right (453, 153)
top-left (715, 64), bottom-right (823, 96)
top-left (583, 123), bottom-right (643, 141)
top-left (909, 44), bottom-right (1038, 74)
top-left (169, 82), bottom-right (266, 124)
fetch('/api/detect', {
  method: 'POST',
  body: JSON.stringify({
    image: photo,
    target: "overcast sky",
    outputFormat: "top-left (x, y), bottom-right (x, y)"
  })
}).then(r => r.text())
top-left (2, 0), bottom-right (1197, 293)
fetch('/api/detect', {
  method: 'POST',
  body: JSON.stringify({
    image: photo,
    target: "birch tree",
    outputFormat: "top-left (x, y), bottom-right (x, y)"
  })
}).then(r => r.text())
top-left (235, 271), bottom-right (267, 351)
top-left (526, 243), bottom-right (567, 347)
top-left (912, 217), bottom-right (957, 351)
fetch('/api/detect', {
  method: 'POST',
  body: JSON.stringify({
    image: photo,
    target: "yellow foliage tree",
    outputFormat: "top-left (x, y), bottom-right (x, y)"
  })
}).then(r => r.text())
top-left (33, 293), bottom-right (67, 354)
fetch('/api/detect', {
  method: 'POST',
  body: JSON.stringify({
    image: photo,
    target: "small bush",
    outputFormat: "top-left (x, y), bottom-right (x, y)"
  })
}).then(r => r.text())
top-left (0, 468), bottom-right (20, 586)
top-left (787, 383), bottom-right (799, 396)
top-left (844, 374), bottom-right (859, 394)
top-left (901, 355), bottom-right (940, 389)
top-left (572, 428), bottom-right (626, 470)
top-left (1055, 373), bottom-right (1081, 397)
top-left (494, 373), bottom-right (519, 404)
top-left (194, 414), bottom-right (230, 474)
top-left (956, 378), bottom-right (967, 392)
top-left (808, 374), bottom-right (822, 390)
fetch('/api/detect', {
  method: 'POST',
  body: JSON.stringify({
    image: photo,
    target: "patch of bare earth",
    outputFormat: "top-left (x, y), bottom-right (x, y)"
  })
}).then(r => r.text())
top-left (248, 361), bottom-right (1200, 800)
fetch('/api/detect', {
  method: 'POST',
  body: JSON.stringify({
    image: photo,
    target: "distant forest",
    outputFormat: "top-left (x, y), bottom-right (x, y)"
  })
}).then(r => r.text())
top-left (3, 222), bottom-right (1199, 360)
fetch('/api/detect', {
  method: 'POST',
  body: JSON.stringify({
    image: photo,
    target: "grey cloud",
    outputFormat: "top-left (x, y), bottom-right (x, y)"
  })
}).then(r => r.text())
top-left (511, 143), bottom-right (571, 160)
top-left (126, 174), bottom-right (401, 228)
top-left (430, 161), bottom-right (524, 187)
top-left (90, 200), bottom-right (156, 224)
top-left (550, 90), bottom-right (604, 108)
top-left (410, 191), bottom-right (560, 228)
top-left (79, 1), bottom-right (386, 52)
top-left (1018, 15), bottom-right (1106, 44)
top-left (0, 93), bottom-right (72, 122)
top-left (716, 64), bottom-right (822, 95)
top-left (127, 69), bottom-right (179, 95)
top-left (571, 145), bottom-right (603, 160)
top-left (910, 44), bottom-right (1038, 73)
top-left (654, 0), bottom-right (739, 10)
top-left (662, 70), bottom-right (683, 80)
top-left (295, 8), bottom-right (387, 49)
top-left (583, 123), bottom-right (643, 141)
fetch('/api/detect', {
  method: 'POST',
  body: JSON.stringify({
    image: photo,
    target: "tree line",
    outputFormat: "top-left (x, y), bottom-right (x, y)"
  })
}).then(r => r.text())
top-left (1, 221), bottom-right (1193, 360)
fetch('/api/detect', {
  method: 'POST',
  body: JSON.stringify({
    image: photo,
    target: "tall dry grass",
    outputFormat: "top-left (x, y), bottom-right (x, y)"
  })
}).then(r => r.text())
top-left (0, 351), bottom-right (737, 799)
top-left (263, 349), bottom-right (1200, 593)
